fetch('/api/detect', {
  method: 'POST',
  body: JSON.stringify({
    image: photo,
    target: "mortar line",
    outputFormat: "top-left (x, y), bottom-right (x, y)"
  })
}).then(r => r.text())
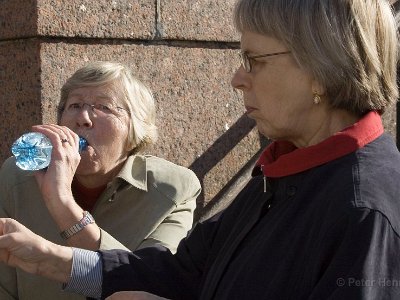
top-left (155, 0), bottom-right (162, 39)
top-left (0, 36), bottom-right (240, 50)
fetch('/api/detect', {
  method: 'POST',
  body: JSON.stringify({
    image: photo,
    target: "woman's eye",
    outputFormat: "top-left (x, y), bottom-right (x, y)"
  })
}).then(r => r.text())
top-left (98, 104), bottom-right (112, 112)
top-left (69, 103), bottom-right (81, 110)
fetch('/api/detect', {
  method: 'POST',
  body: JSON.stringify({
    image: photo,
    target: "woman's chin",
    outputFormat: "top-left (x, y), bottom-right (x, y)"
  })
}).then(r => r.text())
top-left (76, 161), bottom-right (98, 175)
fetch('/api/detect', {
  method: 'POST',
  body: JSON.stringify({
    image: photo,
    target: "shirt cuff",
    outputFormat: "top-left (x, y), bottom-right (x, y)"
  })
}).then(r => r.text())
top-left (63, 248), bottom-right (103, 299)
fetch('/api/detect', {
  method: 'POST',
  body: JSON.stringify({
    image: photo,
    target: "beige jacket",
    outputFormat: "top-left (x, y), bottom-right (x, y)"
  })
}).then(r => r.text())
top-left (0, 154), bottom-right (201, 300)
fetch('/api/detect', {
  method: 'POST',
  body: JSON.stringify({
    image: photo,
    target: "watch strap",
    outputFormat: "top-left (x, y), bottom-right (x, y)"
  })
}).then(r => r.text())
top-left (60, 211), bottom-right (95, 240)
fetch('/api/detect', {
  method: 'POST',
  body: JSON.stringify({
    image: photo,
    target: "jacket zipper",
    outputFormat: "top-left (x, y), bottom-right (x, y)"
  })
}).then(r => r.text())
top-left (260, 164), bottom-right (266, 193)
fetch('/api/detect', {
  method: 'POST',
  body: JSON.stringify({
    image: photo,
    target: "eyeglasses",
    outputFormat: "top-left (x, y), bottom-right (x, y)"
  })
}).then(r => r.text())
top-left (239, 50), bottom-right (291, 72)
top-left (63, 102), bottom-right (128, 117)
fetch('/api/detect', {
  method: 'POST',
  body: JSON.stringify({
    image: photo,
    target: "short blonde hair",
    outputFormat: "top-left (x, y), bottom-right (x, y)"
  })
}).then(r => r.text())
top-left (234, 0), bottom-right (398, 114)
top-left (59, 61), bottom-right (157, 154)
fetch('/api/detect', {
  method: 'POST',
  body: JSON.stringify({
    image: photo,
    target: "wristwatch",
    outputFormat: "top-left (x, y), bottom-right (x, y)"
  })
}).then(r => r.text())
top-left (60, 211), bottom-right (95, 240)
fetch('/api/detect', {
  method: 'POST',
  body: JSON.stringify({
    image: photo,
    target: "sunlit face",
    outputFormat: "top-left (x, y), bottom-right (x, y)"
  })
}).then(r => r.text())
top-left (60, 83), bottom-right (130, 180)
top-left (231, 31), bottom-right (322, 146)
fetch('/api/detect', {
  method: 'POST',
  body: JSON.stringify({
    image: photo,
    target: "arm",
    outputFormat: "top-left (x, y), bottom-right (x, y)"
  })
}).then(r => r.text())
top-left (36, 124), bottom-right (129, 252)
top-left (99, 212), bottom-right (221, 300)
top-left (65, 213), bottom-right (219, 300)
top-left (32, 125), bottom-right (101, 250)
top-left (309, 209), bottom-right (400, 299)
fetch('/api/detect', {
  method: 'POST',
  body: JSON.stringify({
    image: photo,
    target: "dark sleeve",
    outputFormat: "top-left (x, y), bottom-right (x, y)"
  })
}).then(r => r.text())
top-left (309, 209), bottom-right (400, 299)
top-left (99, 212), bottom-right (222, 300)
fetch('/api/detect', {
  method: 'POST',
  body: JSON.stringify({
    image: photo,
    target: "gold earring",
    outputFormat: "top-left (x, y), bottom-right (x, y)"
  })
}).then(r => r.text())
top-left (313, 92), bottom-right (321, 104)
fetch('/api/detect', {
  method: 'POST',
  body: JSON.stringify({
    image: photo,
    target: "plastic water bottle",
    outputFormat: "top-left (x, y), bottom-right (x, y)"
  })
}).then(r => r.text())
top-left (11, 132), bottom-right (88, 171)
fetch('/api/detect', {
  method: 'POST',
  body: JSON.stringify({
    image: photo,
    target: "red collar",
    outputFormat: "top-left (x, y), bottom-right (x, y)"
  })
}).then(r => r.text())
top-left (256, 111), bottom-right (383, 178)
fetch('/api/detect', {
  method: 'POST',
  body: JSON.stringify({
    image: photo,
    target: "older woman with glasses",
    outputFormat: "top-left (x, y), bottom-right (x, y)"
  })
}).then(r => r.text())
top-left (0, 61), bottom-right (201, 300)
top-left (1, 0), bottom-right (400, 299)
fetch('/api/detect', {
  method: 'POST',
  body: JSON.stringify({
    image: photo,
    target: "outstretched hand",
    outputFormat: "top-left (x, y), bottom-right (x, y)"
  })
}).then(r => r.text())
top-left (0, 218), bottom-right (73, 283)
top-left (106, 291), bottom-right (170, 300)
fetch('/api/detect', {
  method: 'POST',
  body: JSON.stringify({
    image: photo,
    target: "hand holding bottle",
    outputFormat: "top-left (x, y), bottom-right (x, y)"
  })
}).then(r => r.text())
top-left (26, 125), bottom-right (84, 205)
top-left (12, 130), bottom-right (87, 171)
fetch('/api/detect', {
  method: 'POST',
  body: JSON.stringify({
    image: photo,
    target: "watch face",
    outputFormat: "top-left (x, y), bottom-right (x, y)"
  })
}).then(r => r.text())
top-left (83, 212), bottom-right (95, 225)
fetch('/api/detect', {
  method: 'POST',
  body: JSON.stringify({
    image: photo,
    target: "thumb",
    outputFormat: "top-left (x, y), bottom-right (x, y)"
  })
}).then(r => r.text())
top-left (0, 218), bottom-right (17, 235)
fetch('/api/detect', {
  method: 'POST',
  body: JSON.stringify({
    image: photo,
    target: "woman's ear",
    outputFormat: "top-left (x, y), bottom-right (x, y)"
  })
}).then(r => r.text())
top-left (311, 79), bottom-right (326, 96)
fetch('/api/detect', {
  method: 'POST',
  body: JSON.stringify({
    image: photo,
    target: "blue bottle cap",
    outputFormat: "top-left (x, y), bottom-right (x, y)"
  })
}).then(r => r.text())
top-left (78, 137), bottom-right (88, 152)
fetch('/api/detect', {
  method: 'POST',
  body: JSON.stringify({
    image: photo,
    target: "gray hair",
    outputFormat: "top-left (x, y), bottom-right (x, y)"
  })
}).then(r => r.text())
top-left (234, 0), bottom-right (398, 114)
top-left (59, 61), bottom-right (158, 154)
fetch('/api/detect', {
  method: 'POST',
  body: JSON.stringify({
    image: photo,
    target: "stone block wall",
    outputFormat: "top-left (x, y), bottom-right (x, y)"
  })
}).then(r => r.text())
top-left (0, 0), bottom-right (397, 220)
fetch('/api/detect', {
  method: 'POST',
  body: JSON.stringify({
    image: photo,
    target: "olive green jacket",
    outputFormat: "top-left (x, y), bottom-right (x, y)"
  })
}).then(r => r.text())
top-left (0, 154), bottom-right (201, 300)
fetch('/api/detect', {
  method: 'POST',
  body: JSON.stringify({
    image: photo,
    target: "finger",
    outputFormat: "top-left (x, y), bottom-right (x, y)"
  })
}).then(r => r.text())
top-left (0, 218), bottom-right (27, 236)
top-left (31, 124), bottom-right (66, 147)
top-left (32, 125), bottom-right (79, 154)
top-left (49, 125), bottom-right (79, 151)
top-left (0, 218), bottom-right (6, 235)
top-left (61, 127), bottom-right (80, 150)
top-left (0, 218), bottom-right (17, 235)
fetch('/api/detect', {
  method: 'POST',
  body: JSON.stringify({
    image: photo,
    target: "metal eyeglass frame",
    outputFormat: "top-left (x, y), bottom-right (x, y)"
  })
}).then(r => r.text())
top-left (239, 51), bottom-right (291, 72)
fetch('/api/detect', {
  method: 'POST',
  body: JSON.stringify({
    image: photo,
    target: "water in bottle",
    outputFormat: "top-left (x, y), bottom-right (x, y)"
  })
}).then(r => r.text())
top-left (11, 132), bottom-right (88, 171)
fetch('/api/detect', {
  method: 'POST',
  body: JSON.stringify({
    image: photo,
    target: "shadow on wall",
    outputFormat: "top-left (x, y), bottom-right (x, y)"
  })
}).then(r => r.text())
top-left (190, 114), bottom-right (269, 221)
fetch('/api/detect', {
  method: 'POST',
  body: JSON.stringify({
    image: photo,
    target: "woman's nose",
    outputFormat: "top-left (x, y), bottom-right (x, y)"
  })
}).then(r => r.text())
top-left (231, 66), bottom-right (249, 90)
top-left (76, 108), bottom-right (94, 128)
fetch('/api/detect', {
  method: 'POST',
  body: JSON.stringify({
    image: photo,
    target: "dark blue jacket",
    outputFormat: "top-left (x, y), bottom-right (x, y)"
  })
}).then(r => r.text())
top-left (100, 133), bottom-right (400, 299)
